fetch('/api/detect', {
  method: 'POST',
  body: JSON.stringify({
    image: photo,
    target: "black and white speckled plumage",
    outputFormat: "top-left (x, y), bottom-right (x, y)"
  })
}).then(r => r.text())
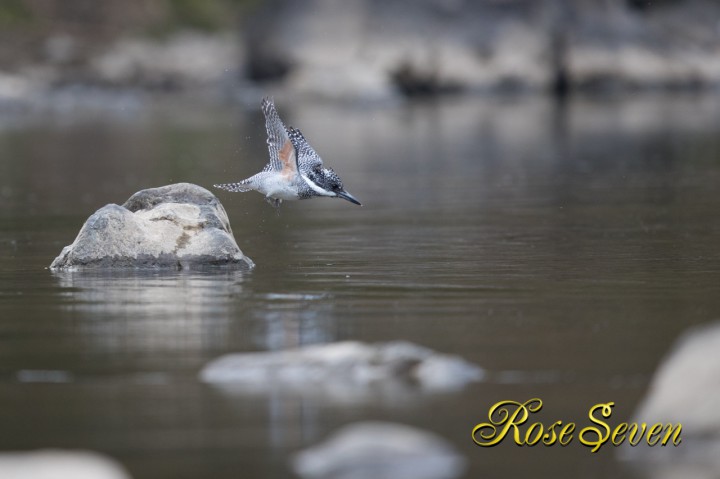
top-left (213, 97), bottom-right (361, 209)
top-left (287, 126), bottom-right (347, 200)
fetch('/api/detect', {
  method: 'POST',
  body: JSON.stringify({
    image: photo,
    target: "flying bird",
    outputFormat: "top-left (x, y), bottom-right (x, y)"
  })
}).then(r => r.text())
top-left (214, 97), bottom-right (361, 209)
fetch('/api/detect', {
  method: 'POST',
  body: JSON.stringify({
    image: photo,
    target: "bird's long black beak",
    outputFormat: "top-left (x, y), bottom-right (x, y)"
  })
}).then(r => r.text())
top-left (336, 190), bottom-right (362, 206)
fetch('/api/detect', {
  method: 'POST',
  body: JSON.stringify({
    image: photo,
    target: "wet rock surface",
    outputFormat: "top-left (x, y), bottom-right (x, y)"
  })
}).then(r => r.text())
top-left (50, 183), bottom-right (253, 270)
top-left (200, 340), bottom-right (484, 393)
top-left (0, 450), bottom-right (131, 479)
top-left (292, 421), bottom-right (466, 479)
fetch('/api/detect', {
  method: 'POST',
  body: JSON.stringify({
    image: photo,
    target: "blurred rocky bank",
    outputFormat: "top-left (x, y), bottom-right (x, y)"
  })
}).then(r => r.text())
top-left (2, 0), bottom-right (720, 107)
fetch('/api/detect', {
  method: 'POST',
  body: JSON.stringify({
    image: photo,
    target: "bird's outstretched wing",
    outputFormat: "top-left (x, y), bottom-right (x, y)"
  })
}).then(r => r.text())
top-left (261, 97), bottom-right (298, 178)
top-left (287, 126), bottom-right (323, 172)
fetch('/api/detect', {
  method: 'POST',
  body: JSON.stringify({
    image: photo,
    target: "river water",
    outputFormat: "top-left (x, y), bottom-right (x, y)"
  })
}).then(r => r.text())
top-left (1, 93), bottom-right (719, 478)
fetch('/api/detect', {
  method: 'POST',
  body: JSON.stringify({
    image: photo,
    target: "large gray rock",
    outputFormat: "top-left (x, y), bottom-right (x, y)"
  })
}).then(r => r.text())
top-left (0, 450), bottom-right (131, 479)
top-left (292, 422), bottom-right (466, 479)
top-left (619, 322), bottom-right (720, 479)
top-left (50, 183), bottom-right (253, 270)
top-left (200, 340), bottom-right (484, 393)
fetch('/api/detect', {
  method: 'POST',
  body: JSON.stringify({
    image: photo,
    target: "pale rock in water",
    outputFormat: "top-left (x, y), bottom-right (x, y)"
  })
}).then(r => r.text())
top-left (200, 340), bottom-right (484, 392)
top-left (50, 183), bottom-right (253, 270)
top-left (619, 321), bottom-right (720, 479)
top-left (292, 421), bottom-right (466, 479)
top-left (0, 450), bottom-right (131, 479)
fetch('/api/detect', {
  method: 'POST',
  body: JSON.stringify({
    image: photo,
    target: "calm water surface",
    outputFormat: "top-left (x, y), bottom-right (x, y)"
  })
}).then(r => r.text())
top-left (1, 94), bottom-right (720, 478)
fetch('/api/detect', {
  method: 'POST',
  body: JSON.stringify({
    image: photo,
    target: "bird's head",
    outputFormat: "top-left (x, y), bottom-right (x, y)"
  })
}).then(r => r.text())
top-left (304, 167), bottom-right (362, 205)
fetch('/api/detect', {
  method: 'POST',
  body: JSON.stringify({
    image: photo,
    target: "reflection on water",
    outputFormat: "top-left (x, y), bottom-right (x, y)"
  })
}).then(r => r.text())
top-left (1, 93), bottom-right (720, 478)
top-left (54, 271), bottom-right (247, 316)
top-left (51, 270), bottom-right (337, 356)
top-left (249, 293), bottom-right (337, 351)
top-left (54, 271), bottom-right (247, 352)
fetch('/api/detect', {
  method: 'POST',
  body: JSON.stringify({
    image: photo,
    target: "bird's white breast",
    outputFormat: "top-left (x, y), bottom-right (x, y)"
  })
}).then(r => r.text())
top-left (257, 174), bottom-right (301, 200)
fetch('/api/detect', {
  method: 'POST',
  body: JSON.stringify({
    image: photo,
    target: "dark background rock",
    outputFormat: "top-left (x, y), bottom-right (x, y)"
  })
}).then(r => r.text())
top-left (244, 0), bottom-right (720, 99)
top-left (2, 0), bottom-right (720, 102)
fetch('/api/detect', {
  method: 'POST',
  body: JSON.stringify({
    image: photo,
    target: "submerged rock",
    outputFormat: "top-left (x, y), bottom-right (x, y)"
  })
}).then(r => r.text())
top-left (50, 183), bottom-right (253, 270)
top-left (292, 421), bottom-right (466, 479)
top-left (619, 321), bottom-right (720, 478)
top-left (0, 450), bottom-right (131, 479)
top-left (199, 340), bottom-right (484, 393)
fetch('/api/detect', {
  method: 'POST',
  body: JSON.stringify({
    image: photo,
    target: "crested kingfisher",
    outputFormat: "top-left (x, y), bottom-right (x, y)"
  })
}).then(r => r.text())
top-left (214, 97), bottom-right (362, 209)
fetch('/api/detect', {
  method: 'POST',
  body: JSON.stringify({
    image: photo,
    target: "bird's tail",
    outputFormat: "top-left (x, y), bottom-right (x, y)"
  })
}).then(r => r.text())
top-left (214, 181), bottom-right (254, 193)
